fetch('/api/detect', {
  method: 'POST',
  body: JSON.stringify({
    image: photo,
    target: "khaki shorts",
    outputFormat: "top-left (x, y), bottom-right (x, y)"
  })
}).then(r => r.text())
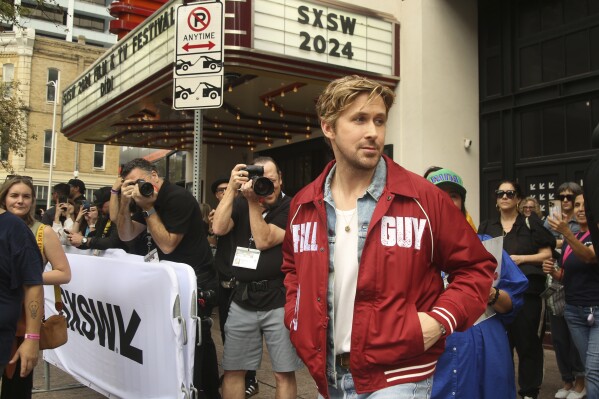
top-left (222, 301), bottom-right (303, 372)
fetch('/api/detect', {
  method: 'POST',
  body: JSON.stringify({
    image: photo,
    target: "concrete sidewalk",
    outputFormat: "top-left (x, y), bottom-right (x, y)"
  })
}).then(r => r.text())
top-left (30, 310), bottom-right (565, 399)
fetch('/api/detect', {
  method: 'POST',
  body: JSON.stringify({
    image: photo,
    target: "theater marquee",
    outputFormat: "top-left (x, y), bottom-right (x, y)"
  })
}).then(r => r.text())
top-left (253, 0), bottom-right (395, 75)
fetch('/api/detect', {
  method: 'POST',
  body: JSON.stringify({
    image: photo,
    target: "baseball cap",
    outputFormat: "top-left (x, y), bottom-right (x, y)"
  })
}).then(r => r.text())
top-left (68, 178), bottom-right (86, 193)
top-left (426, 168), bottom-right (467, 200)
top-left (211, 177), bottom-right (229, 194)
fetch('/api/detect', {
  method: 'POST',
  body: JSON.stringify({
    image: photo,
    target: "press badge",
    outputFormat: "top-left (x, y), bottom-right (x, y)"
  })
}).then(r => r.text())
top-left (232, 247), bottom-right (260, 269)
top-left (144, 248), bottom-right (160, 263)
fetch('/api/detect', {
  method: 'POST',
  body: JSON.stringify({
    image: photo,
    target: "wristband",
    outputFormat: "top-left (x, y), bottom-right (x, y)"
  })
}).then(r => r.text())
top-left (111, 189), bottom-right (120, 194)
top-left (488, 287), bottom-right (500, 306)
top-left (24, 333), bottom-right (40, 340)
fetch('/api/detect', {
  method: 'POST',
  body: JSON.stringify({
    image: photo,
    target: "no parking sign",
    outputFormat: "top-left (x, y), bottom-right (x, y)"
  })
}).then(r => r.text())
top-left (174, 1), bottom-right (224, 109)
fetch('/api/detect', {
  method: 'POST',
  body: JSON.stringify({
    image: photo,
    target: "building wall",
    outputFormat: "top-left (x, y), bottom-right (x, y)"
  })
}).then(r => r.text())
top-left (341, 0), bottom-right (481, 222)
top-left (0, 30), bottom-right (121, 205)
top-left (12, 0), bottom-right (116, 48)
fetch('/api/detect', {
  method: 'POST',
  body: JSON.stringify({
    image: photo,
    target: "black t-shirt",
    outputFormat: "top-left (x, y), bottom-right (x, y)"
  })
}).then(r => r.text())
top-left (214, 232), bottom-right (233, 281)
top-left (478, 213), bottom-right (555, 294)
top-left (229, 194), bottom-right (291, 310)
top-left (133, 181), bottom-right (213, 278)
top-left (0, 212), bottom-right (43, 364)
top-left (562, 231), bottom-right (599, 306)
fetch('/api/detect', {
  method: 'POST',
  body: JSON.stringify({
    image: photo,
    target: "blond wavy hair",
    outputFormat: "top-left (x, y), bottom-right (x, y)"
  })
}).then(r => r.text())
top-left (315, 75), bottom-right (395, 130)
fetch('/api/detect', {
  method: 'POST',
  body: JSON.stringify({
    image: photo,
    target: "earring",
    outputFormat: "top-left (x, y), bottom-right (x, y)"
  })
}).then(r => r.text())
top-left (496, 204), bottom-right (500, 211)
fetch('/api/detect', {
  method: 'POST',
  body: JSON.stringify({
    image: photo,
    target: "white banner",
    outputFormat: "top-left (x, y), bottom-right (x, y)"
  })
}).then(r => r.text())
top-left (43, 249), bottom-right (197, 399)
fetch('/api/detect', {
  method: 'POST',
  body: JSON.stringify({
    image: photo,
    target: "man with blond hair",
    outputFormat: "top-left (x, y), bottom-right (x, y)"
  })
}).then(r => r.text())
top-left (282, 75), bottom-right (496, 398)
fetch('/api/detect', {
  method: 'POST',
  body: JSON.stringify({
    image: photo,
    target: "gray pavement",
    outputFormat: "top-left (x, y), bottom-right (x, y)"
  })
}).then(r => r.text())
top-left (29, 310), bottom-right (565, 398)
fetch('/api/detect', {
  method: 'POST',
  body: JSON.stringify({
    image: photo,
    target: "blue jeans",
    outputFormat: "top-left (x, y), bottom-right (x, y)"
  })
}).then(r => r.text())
top-left (564, 304), bottom-right (599, 398)
top-left (318, 372), bottom-right (432, 399)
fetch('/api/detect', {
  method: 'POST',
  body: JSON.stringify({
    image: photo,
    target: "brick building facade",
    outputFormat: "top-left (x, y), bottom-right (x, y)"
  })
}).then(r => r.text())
top-left (1, 29), bottom-right (120, 206)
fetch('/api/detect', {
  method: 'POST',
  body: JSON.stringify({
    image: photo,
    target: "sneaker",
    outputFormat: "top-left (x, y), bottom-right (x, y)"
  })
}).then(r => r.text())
top-left (567, 388), bottom-right (586, 399)
top-left (555, 388), bottom-right (571, 399)
top-left (245, 378), bottom-right (259, 398)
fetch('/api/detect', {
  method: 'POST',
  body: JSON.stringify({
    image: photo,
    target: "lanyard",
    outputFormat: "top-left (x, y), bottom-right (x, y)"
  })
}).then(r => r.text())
top-left (102, 220), bottom-right (111, 237)
top-left (563, 231), bottom-right (591, 264)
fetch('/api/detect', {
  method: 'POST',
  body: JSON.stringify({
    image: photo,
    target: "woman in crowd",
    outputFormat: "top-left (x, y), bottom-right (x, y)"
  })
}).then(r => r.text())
top-left (520, 196), bottom-right (543, 219)
top-left (68, 201), bottom-right (98, 247)
top-left (544, 193), bottom-right (598, 399)
top-left (0, 176), bottom-right (71, 398)
top-left (478, 180), bottom-right (554, 399)
top-left (52, 198), bottom-right (76, 245)
top-left (427, 169), bottom-right (528, 399)
top-left (543, 182), bottom-right (585, 399)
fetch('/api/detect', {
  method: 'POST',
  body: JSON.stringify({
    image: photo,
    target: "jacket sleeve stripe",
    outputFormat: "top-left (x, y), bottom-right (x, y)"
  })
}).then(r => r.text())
top-left (432, 308), bottom-right (456, 333)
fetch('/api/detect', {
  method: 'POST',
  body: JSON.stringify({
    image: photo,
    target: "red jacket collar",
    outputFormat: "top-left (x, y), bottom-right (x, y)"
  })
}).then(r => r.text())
top-left (293, 155), bottom-right (422, 205)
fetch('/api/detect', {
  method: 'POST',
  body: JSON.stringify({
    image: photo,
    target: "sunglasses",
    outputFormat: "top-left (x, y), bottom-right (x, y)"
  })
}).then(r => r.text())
top-left (558, 194), bottom-right (575, 202)
top-left (215, 188), bottom-right (226, 194)
top-left (5, 174), bottom-right (33, 182)
top-left (495, 190), bottom-right (516, 199)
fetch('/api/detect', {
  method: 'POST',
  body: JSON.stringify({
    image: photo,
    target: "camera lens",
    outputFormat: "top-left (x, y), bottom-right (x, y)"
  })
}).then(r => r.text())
top-left (137, 180), bottom-right (154, 197)
top-left (252, 177), bottom-right (274, 196)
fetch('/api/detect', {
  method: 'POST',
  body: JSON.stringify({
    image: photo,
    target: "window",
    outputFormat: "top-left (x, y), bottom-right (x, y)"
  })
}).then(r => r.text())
top-left (47, 68), bottom-right (59, 102)
top-left (93, 144), bottom-right (105, 168)
top-left (43, 130), bottom-right (53, 164)
top-left (21, 3), bottom-right (63, 24)
top-left (2, 63), bottom-right (14, 97)
top-left (73, 13), bottom-right (105, 32)
top-left (79, 0), bottom-right (106, 5)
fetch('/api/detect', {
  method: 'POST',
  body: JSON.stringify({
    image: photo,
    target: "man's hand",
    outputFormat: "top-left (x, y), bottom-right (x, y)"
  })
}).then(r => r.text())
top-left (240, 179), bottom-right (261, 204)
top-left (229, 164), bottom-right (249, 190)
top-left (417, 312), bottom-right (444, 351)
top-left (121, 179), bottom-right (156, 211)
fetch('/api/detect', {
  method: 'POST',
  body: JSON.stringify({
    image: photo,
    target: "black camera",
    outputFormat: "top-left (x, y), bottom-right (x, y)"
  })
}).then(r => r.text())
top-left (136, 179), bottom-right (154, 197)
top-left (58, 195), bottom-right (68, 211)
top-left (242, 165), bottom-right (274, 197)
top-left (198, 289), bottom-right (217, 308)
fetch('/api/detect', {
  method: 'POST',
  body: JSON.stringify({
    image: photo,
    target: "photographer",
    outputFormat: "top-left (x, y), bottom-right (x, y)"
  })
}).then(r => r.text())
top-left (52, 200), bottom-right (76, 245)
top-left (116, 158), bottom-right (220, 399)
top-left (67, 187), bottom-right (126, 252)
top-left (41, 183), bottom-right (70, 226)
top-left (212, 156), bottom-right (302, 399)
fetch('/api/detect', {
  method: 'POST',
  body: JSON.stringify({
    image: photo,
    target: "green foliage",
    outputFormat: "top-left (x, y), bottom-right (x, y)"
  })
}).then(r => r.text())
top-left (0, 0), bottom-right (62, 29)
top-left (0, 82), bottom-right (31, 173)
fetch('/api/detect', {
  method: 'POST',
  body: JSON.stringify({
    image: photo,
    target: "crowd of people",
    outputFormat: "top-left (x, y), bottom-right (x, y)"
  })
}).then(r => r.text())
top-left (1, 75), bottom-right (598, 399)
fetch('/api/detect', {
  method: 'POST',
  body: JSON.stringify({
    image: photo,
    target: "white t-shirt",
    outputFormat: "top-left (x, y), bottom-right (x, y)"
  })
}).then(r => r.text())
top-left (333, 207), bottom-right (359, 355)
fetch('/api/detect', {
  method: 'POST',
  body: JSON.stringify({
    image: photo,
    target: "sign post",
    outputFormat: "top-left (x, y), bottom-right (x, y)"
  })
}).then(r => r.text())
top-left (173, 0), bottom-right (224, 110)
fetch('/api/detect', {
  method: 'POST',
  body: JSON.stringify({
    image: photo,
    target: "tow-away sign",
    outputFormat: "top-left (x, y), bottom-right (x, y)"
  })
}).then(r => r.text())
top-left (174, 1), bottom-right (224, 109)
